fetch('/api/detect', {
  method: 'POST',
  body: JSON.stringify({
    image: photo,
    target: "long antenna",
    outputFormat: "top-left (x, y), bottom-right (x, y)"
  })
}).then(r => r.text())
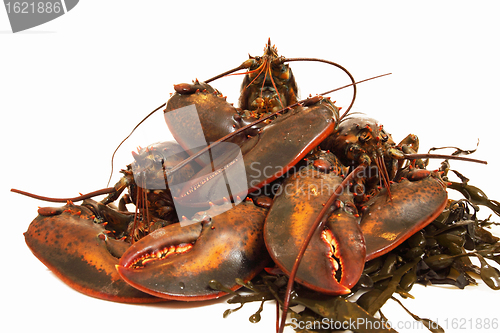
top-left (107, 103), bottom-right (166, 186)
top-left (166, 74), bottom-right (389, 177)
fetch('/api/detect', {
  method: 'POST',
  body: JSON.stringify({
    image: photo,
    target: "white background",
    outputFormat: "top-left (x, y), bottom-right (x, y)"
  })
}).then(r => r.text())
top-left (2, 1), bottom-right (499, 332)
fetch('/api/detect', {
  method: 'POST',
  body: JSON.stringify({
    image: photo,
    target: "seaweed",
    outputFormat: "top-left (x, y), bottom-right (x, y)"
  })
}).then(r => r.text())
top-left (217, 172), bottom-right (500, 333)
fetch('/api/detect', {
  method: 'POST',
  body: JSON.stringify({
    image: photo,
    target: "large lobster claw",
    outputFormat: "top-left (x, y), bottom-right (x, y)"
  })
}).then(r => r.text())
top-left (264, 162), bottom-right (448, 296)
top-left (164, 82), bottom-right (339, 206)
top-left (361, 173), bottom-right (448, 261)
top-left (264, 164), bottom-right (366, 295)
top-left (116, 200), bottom-right (270, 301)
top-left (24, 202), bottom-right (162, 303)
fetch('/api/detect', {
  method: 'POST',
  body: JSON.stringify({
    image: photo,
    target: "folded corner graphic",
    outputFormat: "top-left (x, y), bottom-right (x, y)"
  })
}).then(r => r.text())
top-left (4, 0), bottom-right (79, 33)
top-left (64, 0), bottom-right (78, 11)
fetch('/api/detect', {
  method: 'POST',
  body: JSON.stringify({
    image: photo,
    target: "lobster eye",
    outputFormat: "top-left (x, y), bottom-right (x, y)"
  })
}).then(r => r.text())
top-left (272, 65), bottom-right (290, 80)
top-left (279, 66), bottom-right (290, 80)
top-left (380, 130), bottom-right (389, 142)
top-left (358, 131), bottom-right (370, 143)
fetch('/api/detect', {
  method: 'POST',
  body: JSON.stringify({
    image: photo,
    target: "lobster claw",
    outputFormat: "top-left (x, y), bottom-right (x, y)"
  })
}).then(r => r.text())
top-left (164, 82), bottom-right (339, 206)
top-left (264, 165), bottom-right (366, 295)
top-left (361, 173), bottom-right (448, 261)
top-left (24, 202), bottom-right (162, 303)
top-left (116, 201), bottom-right (270, 301)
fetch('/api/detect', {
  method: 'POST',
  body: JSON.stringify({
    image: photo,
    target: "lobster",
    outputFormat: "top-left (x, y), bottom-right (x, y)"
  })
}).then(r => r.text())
top-left (12, 39), bottom-right (491, 332)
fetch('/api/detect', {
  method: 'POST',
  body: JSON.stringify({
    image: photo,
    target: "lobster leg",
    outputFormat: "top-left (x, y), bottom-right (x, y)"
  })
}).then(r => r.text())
top-left (264, 156), bottom-right (366, 295)
top-left (24, 202), bottom-right (162, 303)
top-left (116, 200), bottom-right (270, 301)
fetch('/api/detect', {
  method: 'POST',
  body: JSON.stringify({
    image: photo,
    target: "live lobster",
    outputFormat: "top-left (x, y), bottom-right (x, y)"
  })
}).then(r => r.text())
top-left (12, 39), bottom-right (496, 333)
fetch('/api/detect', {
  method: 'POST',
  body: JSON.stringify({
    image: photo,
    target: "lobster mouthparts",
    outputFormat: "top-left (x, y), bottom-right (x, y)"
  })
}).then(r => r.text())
top-left (117, 201), bottom-right (270, 301)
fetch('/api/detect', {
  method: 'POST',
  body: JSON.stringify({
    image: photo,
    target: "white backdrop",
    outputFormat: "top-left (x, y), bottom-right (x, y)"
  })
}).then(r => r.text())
top-left (2, 1), bottom-right (499, 332)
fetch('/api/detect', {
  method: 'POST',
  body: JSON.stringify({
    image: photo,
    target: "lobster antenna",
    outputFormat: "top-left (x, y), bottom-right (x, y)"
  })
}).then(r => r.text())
top-left (205, 55), bottom-right (366, 113)
top-left (282, 57), bottom-right (357, 119)
top-left (205, 63), bottom-right (249, 83)
top-left (206, 57), bottom-right (359, 115)
top-left (107, 103), bottom-right (166, 187)
top-left (404, 153), bottom-right (487, 165)
top-left (205, 38), bottom-right (273, 84)
top-left (320, 73), bottom-right (391, 104)
top-left (10, 187), bottom-right (116, 202)
top-left (103, 65), bottom-right (360, 189)
top-left (166, 74), bottom-right (391, 176)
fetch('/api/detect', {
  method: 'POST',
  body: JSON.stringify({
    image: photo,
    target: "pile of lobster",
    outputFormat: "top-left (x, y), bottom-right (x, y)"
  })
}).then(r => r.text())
top-left (13, 40), bottom-right (500, 333)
